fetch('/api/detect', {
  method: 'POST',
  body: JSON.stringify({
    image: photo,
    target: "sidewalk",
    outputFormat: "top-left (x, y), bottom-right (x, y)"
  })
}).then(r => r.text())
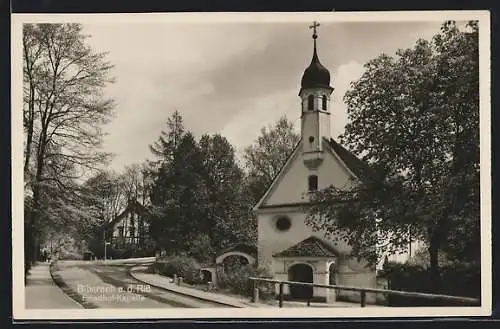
top-left (25, 262), bottom-right (82, 309)
top-left (130, 269), bottom-right (257, 308)
top-left (130, 268), bottom-right (383, 308)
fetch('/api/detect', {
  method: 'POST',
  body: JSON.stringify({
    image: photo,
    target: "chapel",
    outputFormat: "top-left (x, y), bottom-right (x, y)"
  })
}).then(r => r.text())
top-left (253, 22), bottom-right (377, 303)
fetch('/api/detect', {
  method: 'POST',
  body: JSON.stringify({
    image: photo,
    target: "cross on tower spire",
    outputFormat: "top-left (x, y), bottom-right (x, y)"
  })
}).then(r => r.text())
top-left (309, 21), bottom-right (320, 39)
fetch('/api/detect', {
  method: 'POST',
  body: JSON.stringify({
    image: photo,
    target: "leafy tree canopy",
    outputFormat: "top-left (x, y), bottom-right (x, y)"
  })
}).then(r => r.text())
top-left (243, 116), bottom-right (300, 205)
top-left (306, 21), bottom-right (479, 283)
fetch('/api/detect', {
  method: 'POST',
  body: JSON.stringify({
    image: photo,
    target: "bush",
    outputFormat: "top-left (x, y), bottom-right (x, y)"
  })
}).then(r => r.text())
top-left (58, 250), bottom-right (83, 260)
top-left (185, 234), bottom-right (215, 265)
top-left (379, 261), bottom-right (481, 306)
top-left (216, 264), bottom-right (275, 300)
top-left (100, 244), bottom-right (155, 260)
top-left (152, 255), bottom-right (202, 285)
top-left (109, 246), bottom-right (136, 259)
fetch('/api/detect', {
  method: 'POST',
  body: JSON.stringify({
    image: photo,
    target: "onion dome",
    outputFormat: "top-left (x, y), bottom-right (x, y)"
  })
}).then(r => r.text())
top-left (300, 29), bottom-right (332, 92)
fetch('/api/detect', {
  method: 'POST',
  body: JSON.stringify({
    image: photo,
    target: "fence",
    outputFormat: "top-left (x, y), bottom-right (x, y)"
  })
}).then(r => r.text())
top-left (248, 277), bottom-right (480, 308)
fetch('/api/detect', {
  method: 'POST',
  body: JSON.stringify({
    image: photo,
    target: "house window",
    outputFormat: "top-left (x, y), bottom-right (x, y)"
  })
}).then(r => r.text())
top-left (118, 226), bottom-right (124, 237)
top-left (307, 95), bottom-right (314, 111)
top-left (322, 95), bottom-right (327, 111)
top-left (308, 175), bottom-right (318, 191)
top-left (129, 227), bottom-right (135, 237)
top-left (275, 216), bottom-right (292, 232)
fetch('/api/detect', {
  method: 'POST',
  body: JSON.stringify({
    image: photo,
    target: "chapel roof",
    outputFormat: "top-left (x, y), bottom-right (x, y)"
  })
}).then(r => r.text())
top-left (324, 138), bottom-right (375, 183)
top-left (273, 236), bottom-right (340, 258)
top-left (299, 31), bottom-right (332, 93)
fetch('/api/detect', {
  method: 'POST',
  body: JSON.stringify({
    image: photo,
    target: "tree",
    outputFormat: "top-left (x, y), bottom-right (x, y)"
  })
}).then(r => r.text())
top-left (23, 23), bottom-right (114, 265)
top-left (243, 116), bottom-right (300, 204)
top-left (198, 134), bottom-right (255, 254)
top-left (122, 163), bottom-right (152, 206)
top-left (149, 130), bottom-right (206, 254)
top-left (148, 111), bottom-right (257, 259)
top-left (149, 110), bottom-right (185, 166)
top-left (83, 170), bottom-right (126, 225)
top-left (305, 21), bottom-right (479, 291)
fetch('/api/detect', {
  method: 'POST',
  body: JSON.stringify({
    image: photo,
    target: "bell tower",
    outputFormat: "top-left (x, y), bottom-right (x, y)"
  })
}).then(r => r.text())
top-left (299, 21), bottom-right (334, 170)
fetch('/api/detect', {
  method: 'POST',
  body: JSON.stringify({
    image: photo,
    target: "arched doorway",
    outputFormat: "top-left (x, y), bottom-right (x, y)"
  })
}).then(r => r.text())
top-left (288, 263), bottom-right (314, 300)
top-left (328, 262), bottom-right (337, 302)
top-left (200, 269), bottom-right (213, 283)
top-left (329, 262), bottom-right (337, 285)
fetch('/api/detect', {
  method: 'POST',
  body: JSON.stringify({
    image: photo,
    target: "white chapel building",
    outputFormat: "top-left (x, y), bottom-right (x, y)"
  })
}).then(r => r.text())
top-left (253, 25), bottom-right (378, 303)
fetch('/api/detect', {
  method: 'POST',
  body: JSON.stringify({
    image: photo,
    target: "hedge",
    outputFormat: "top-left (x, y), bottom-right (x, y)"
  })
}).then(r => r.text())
top-left (216, 264), bottom-right (275, 300)
top-left (151, 255), bottom-right (202, 285)
top-left (379, 261), bottom-right (481, 306)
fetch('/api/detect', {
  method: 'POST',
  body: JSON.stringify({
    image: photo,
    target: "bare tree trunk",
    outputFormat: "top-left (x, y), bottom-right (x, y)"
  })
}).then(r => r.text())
top-left (24, 94), bottom-right (35, 177)
top-left (29, 122), bottom-right (49, 265)
top-left (23, 28), bottom-right (38, 178)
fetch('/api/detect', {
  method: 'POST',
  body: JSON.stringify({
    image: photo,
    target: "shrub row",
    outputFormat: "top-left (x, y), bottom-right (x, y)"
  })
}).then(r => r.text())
top-left (150, 255), bottom-right (276, 301)
top-left (92, 245), bottom-right (156, 260)
top-left (379, 261), bottom-right (481, 306)
top-left (216, 264), bottom-right (275, 300)
top-left (150, 255), bottom-right (202, 285)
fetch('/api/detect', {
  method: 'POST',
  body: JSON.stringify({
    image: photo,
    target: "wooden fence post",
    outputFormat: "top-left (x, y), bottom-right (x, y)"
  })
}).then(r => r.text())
top-left (279, 282), bottom-right (284, 308)
top-left (253, 288), bottom-right (260, 303)
top-left (360, 291), bottom-right (366, 307)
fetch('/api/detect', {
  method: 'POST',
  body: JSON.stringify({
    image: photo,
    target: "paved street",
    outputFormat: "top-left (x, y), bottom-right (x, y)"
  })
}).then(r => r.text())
top-left (25, 259), bottom-right (383, 310)
top-left (51, 260), bottom-right (230, 308)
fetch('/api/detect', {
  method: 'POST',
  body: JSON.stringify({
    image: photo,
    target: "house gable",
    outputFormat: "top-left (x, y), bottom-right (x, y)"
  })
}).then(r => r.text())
top-left (253, 140), bottom-right (302, 211)
top-left (108, 200), bottom-right (149, 229)
top-left (273, 236), bottom-right (340, 258)
top-left (255, 139), bottom-right (361, 209)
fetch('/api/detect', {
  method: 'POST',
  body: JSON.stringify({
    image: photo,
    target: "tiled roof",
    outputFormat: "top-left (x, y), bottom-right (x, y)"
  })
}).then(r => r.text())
top-left (273, 236), bottom-right (339, 258)
top-left (258, 202), bottom-right (310, 209)
top-left (218, 243), bottom-right (257, 257)
top-left (324, 138), bottom-right (375, 183)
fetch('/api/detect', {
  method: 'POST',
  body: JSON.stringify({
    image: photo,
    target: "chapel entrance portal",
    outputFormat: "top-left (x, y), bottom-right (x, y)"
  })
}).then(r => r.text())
top-left (288, 263), bottom-right (314, 300)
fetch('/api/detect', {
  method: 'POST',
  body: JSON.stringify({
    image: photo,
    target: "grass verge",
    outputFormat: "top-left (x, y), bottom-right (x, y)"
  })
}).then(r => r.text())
top-left (49, 261), bottom-right (99, 309)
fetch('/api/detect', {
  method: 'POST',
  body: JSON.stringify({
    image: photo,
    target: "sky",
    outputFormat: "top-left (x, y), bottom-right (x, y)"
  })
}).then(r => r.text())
top-left (81, 19), bottom-right (444, 172)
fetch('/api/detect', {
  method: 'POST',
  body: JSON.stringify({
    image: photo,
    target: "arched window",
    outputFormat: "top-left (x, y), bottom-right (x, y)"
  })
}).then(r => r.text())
top-left (308, 175), bottom-right (318, 191)
top-left (307, 95), bottom-right (314, 111)
top-left (322, 95), bottom-right (328, 111)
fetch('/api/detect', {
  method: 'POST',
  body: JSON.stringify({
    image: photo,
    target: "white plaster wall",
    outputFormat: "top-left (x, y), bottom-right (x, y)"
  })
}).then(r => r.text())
top-left (257, 210), bottom-right (351, 271)
top-left (300, 88), bottom-right (332, 152)
top-left (263, 146), bottom-right (352, 207)
top-left (335, 260), bottom-right (377, 304)
top-left (319, 111), bottom-right (331, 148)
top-left (301, 113), bottom-right (320, 152)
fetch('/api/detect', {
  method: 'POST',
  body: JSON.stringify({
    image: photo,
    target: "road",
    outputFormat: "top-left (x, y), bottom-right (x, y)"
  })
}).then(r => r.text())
top-left (53, 260), bottom-right (231, 308)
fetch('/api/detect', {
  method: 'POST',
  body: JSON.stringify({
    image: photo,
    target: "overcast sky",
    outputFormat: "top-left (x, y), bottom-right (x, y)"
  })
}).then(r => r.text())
top-left (81, 20), bottom-right (444, 172)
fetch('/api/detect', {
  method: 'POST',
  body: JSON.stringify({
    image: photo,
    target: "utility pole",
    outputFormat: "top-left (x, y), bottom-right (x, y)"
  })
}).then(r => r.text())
top-left (103, 230), bottom-right (111, 261)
